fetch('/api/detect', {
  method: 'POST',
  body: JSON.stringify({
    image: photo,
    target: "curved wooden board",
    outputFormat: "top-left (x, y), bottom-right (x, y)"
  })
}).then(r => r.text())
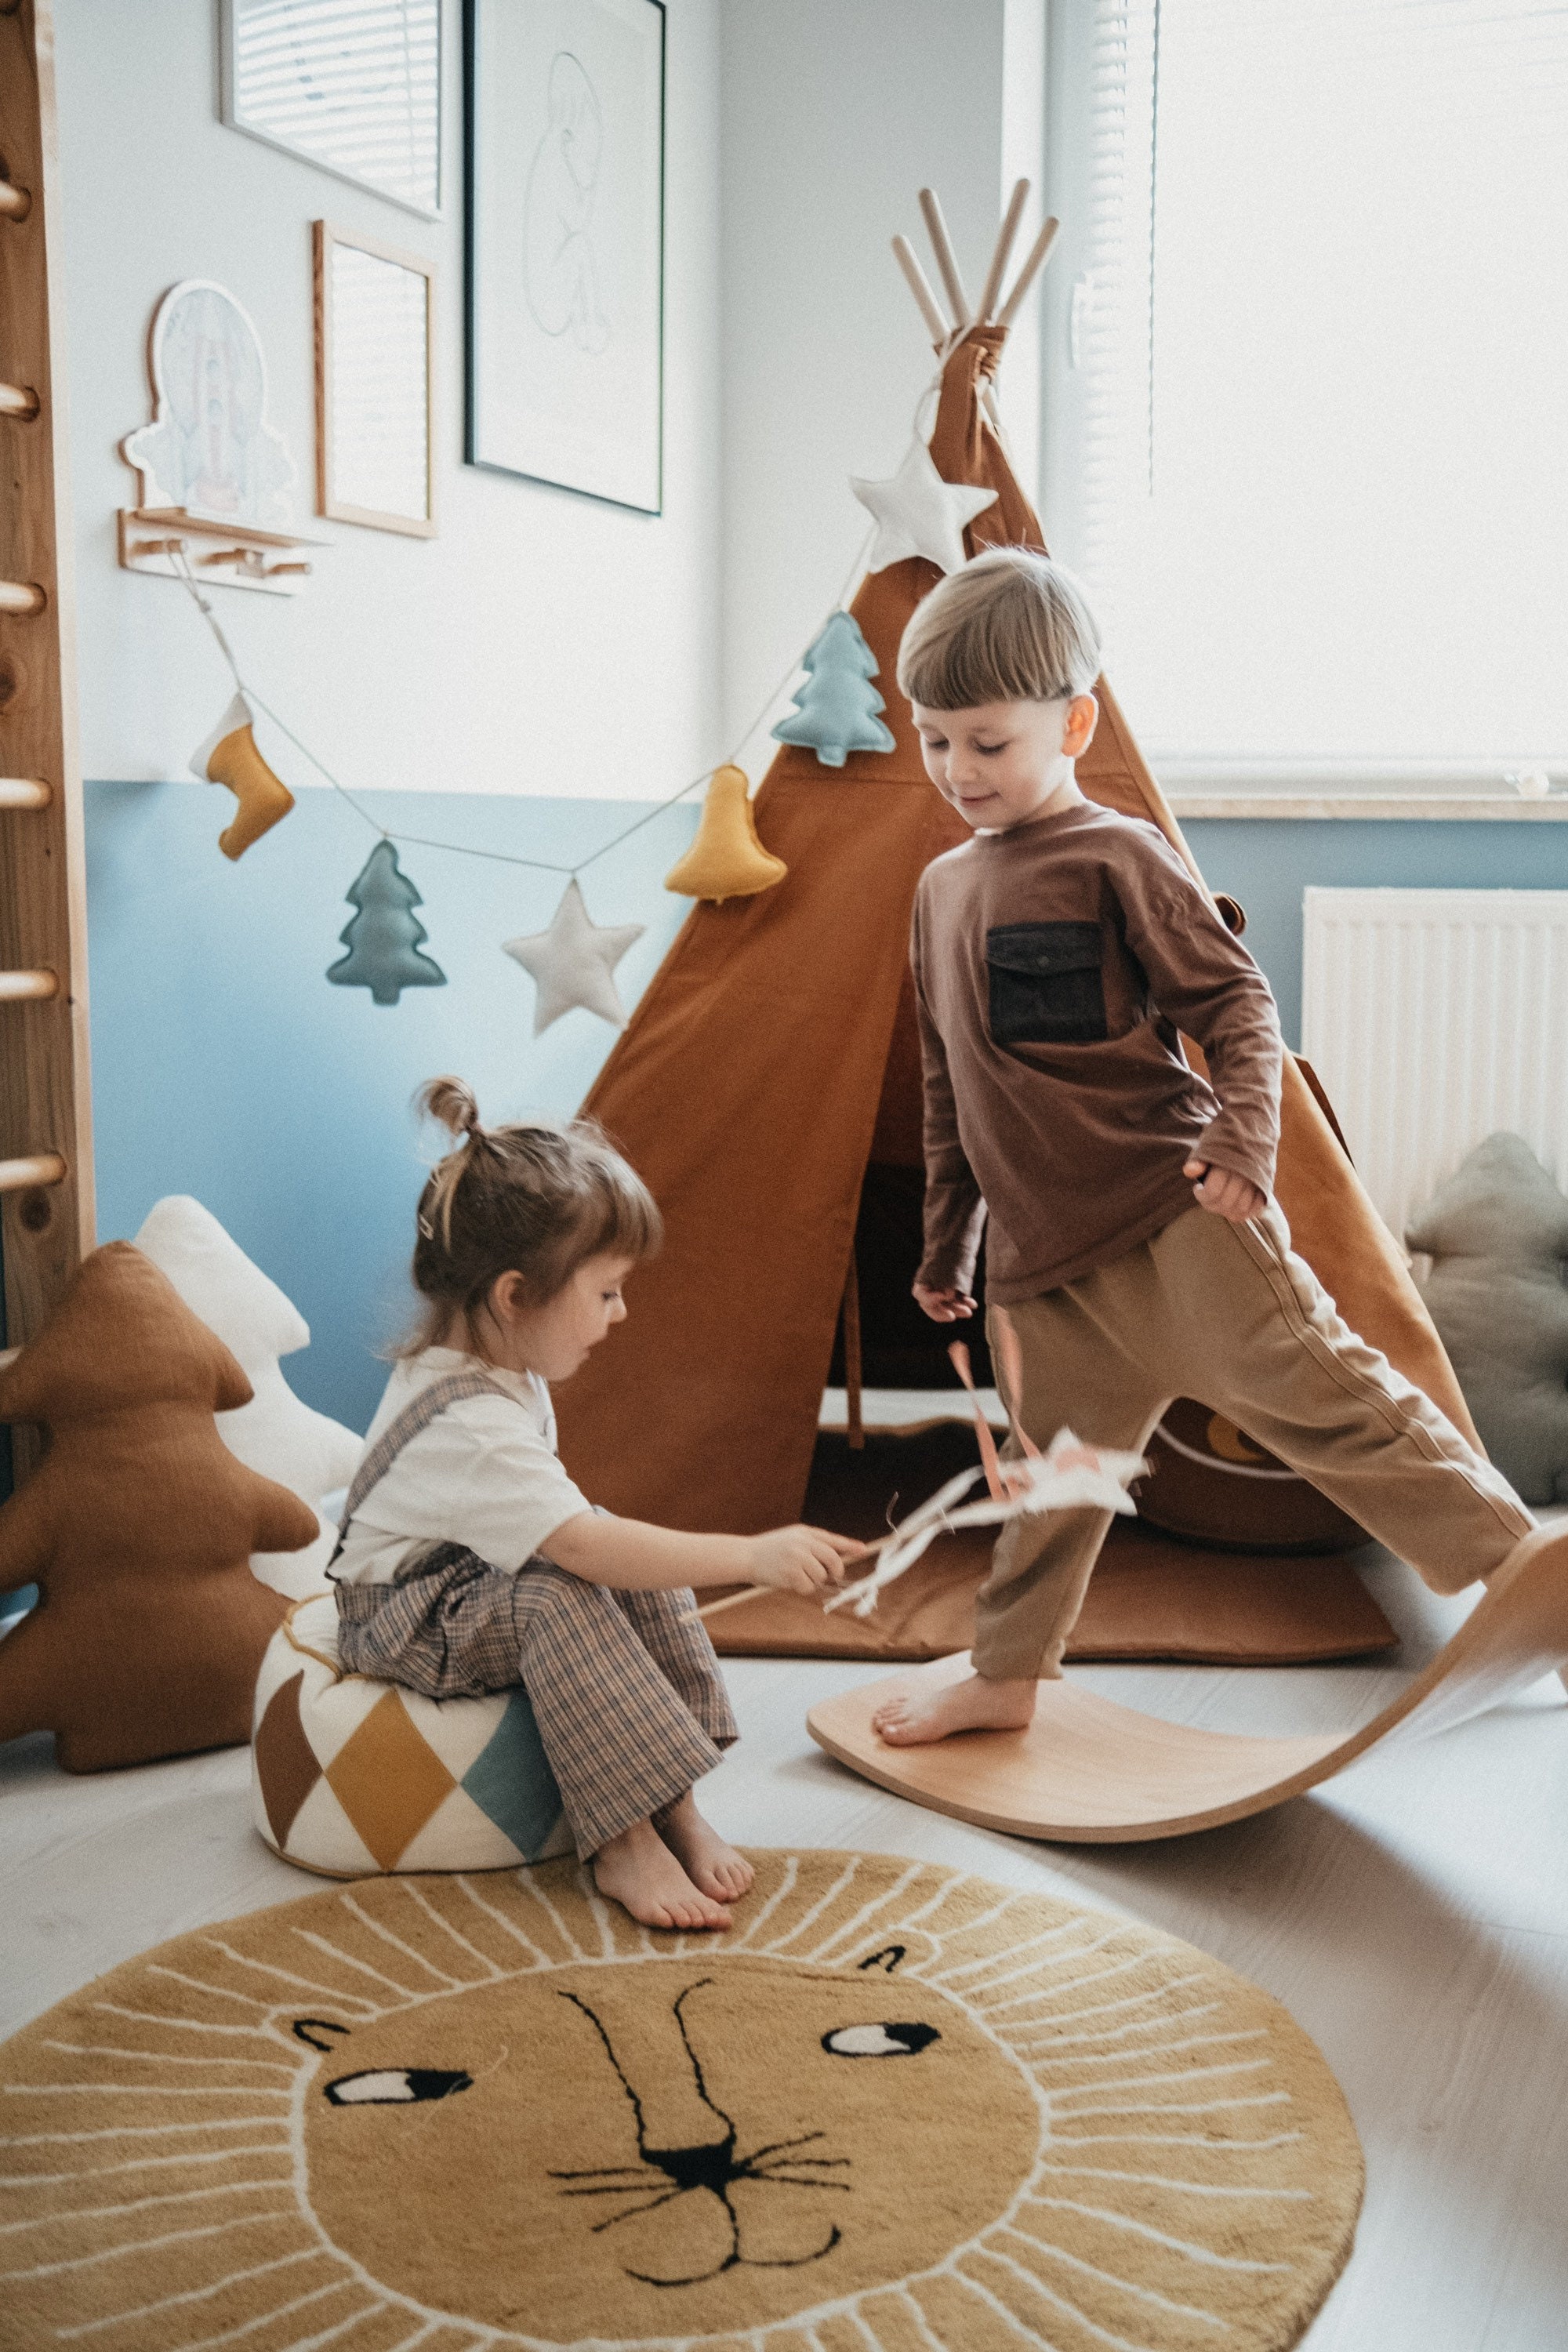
top-left (806, 1523), bottom-right (1568, 1843)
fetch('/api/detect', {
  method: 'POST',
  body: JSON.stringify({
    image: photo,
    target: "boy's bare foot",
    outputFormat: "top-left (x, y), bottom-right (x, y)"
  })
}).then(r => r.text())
top-left (656, 1790), bottom-right (756, 1904)
top-left (872, 1672), bottom-right (1038, 1746)
top-left (592, 1817), bottom-right (732, 1931)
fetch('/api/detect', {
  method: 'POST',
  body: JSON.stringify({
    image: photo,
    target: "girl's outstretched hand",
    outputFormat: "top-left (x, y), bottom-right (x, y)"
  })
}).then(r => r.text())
top-left (746, 1525), bottom-right (865, 1595)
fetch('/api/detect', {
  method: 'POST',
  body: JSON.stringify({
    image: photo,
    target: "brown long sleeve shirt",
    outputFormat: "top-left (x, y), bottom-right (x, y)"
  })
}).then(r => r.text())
top-left (911, 797), bottom-right (1283, 1303)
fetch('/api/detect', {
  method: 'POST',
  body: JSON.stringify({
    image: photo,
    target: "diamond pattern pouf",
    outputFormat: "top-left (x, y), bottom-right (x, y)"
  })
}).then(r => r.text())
top-left (251, 1597), bottom-right (572, 1876)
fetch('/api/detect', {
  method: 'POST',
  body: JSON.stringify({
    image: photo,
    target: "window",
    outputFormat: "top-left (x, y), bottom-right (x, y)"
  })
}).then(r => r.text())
top-left (1041, 1), bottom-right (1568, 779)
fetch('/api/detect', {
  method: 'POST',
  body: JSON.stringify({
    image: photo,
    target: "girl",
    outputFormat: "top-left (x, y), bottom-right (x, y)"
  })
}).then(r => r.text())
top-left (332, 1079), bottom-right (860, 1932)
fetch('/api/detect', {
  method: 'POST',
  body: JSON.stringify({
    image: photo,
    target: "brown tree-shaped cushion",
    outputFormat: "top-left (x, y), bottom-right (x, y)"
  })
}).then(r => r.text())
top-left (0, 1243), bottom-right (318, 1771)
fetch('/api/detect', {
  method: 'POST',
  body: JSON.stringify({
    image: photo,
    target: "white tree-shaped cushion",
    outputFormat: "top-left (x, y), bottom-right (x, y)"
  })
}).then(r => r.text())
top-left (133, 1198), bottom-right (364, 1597)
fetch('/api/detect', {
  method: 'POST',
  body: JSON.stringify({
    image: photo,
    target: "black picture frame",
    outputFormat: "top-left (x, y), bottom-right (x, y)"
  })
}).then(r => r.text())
top-left (463, 0), bottom-right (666, 514)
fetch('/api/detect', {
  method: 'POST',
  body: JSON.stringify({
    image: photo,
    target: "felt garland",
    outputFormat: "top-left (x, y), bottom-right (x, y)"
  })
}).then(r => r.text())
top-left (503, 878), bottom-right (644, 1035)
top-left (663, 763), bottom-right (788, 900)
top-left (189, 691), bottom-right (294, 861)
top-left (851, 433), bottom-right (998, 575)
top-left (771, 612), bottom-right (896, 768)
top-left (167, 325), bottom-right (985, 1020)
top-left (326, 841), bottom-right (446, 1006)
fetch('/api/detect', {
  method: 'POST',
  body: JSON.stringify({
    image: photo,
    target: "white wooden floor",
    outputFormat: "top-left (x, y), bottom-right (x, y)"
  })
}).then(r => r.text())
top-left (5, 1544), bottom-right (1567, 2351)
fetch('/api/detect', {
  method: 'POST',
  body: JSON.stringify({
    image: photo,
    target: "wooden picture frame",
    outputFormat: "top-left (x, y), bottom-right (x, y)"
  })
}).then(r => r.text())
top-left (463, 0), bottom-right (666, 514)
top-left (221, 0), bottom-right (443, 220)
top-left (314, 223), bottom-right (437, 539)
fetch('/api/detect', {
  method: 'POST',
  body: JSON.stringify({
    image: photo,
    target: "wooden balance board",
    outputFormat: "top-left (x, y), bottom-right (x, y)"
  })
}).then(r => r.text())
top-left (807, 1520), bottom-right (1568, 1843)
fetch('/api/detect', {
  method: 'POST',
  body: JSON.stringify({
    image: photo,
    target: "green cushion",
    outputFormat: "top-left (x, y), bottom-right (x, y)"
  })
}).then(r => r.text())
top-left (1406, 1133), bottom-right (1568, 1505)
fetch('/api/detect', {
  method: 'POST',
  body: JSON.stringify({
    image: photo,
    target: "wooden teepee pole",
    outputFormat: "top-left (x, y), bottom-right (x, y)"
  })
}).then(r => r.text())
top-left (891, 234), bottom-right (950, 344)
top-left (996, 216), bottom-right (1061, 331)
top-left (976, 177), bottom-right (1030, 323)
top-left (918, 187), bottom-right (972, 328)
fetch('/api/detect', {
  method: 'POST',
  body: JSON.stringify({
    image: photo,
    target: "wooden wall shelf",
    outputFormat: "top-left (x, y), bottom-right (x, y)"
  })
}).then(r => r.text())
top-left (118, 507), bottom-right (325, 597)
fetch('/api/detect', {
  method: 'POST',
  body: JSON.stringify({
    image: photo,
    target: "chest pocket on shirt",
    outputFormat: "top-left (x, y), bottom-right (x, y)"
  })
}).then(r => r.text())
top-left (985, 920), bottom-right (1109, 1046)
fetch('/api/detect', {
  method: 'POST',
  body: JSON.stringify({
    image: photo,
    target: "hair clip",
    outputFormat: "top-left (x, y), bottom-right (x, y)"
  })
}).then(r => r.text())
top-left (417, 1213), bottom-right (434, 1240)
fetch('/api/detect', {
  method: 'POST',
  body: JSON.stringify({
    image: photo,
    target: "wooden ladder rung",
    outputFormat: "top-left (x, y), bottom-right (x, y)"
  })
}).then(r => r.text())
top-left (0, 379), bottom-right (38, 419)
top-left (0, 1152), bottom-right (65, 1193)
top-left (0, 776), bottom-right (49, 808)
top-left (0, 577), bottom-right (45, 615)
top-left (0, 968), bottom-right (57, 1001)
top-left (0, 177), bottom-right (31, 222)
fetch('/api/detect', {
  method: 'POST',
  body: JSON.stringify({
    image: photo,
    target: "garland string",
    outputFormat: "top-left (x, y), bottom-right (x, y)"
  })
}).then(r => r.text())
top-left (170, 334), bottom-right (968, 879)
top-left (172, 527), bottom-right (875, 880)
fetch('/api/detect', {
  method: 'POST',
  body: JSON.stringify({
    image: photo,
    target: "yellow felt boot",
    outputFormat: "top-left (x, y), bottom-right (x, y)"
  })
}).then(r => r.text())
top-left (190, 693), bottom-right (295, 861)
top-left (664, 764), bottom-right (787, 902)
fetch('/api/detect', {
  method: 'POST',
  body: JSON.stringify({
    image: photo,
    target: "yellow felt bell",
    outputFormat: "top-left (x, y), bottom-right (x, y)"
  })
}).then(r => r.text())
top-left (663, 764), bottom-right (787, 902)
top-left (189, 691), bottom-right (295, 861)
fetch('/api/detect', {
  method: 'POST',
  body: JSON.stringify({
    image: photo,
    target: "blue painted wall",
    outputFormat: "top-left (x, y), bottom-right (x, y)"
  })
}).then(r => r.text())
top-left (1184, 817), bottom-right (1568, 1050)
top-left (86, 782), bottom-right (699, 1437)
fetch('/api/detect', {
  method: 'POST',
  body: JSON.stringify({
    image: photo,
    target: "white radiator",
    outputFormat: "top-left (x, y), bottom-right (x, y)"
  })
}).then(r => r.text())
top-left (1301, 887), bottom-right (1568, 1247)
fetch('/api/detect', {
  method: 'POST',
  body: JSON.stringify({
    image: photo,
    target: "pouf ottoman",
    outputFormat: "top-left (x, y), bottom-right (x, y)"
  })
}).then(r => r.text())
top-left (252, 1595), bottom-right (572, 1875)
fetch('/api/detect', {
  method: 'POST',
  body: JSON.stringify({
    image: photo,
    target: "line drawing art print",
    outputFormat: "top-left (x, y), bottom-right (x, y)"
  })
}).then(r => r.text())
top-left (524, 52), bottom-right (612, 353)
top-left (466, 0), bottom-right (665, 511)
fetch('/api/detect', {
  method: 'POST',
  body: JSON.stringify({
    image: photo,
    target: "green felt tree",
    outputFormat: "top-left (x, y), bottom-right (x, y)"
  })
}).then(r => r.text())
top-left (327, 841), bottom-right (446, 1007)
top-left (771, 610), bottom-right (897, 768)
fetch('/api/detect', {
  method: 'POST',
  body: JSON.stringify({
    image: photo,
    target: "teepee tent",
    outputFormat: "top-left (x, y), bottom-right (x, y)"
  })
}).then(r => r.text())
top-left (554, 189), bottom-right (1475, 1661)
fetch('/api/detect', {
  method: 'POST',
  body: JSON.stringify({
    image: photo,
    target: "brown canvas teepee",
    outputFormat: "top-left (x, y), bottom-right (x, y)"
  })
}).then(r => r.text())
top-left (555, 208), bottom-right (1475, 1663)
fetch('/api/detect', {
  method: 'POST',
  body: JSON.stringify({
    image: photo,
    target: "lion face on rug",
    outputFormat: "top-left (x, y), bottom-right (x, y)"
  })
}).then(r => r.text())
top-left (298, 1951), bottom-right (1041, 2338)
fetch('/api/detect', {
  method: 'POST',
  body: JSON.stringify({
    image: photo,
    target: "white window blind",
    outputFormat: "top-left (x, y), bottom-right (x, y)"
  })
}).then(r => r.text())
top-left (229, 0), bottom-right (441, 216)
top-left (1050, 0), bottom-right (1568, 770)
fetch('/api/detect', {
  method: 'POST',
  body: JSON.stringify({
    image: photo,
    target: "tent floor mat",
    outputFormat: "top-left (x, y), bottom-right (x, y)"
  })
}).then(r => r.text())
top-left (708, 1425), bottom-right (1398, 1665)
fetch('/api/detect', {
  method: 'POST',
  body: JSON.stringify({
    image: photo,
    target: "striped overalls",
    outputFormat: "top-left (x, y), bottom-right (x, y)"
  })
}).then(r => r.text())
top-left (332, 1372), bottom-right (739, 1858)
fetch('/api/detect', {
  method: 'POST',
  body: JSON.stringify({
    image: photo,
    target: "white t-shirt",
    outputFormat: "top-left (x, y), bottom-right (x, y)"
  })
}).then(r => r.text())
top-left (331, 1346), bottom-right (593, 1587)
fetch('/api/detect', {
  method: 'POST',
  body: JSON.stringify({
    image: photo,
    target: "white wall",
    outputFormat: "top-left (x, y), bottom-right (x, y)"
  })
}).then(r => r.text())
top-left (54, 0), bottom-right (722, 801)
top-left (716, 0), bottom-right (1048, 757)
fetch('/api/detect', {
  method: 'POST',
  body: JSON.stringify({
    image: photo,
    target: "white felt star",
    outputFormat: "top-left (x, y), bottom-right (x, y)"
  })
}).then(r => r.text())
top-left (503, 880), bottom-right (645, 1036)
top-left (851, 435), bottom-right (999, 575)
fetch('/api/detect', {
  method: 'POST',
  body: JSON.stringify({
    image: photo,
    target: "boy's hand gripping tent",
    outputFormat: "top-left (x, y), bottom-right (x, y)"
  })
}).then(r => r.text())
top-left (554, 189), bottom-right (1479, 1626)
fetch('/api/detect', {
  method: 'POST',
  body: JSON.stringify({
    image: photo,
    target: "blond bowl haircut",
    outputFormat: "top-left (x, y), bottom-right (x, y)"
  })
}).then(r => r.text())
top-left (896, 547), bottom-right (1104, 713)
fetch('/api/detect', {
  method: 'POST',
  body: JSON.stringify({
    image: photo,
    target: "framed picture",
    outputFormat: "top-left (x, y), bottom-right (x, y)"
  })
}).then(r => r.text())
top-left (314, 223), bottom-right (437, 536)
top-left (222, 0), bottom-right (443, 219)
top-left (463, 0), bottom-right (665, 513)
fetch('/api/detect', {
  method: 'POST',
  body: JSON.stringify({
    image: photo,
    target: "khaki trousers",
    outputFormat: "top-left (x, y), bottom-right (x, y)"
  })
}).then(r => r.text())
top-left (975, 1202), bottom-right (1533, 1681)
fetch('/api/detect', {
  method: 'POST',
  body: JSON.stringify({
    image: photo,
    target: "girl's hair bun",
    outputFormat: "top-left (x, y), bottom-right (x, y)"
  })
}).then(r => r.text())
top-left (416, 1075), bottom-right (483, 1142)
top-left (402, 1074), bottom-right (662, 1353)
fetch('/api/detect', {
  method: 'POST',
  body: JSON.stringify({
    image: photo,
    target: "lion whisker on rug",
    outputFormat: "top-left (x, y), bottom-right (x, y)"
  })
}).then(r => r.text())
top-left (739, 2127), bottom-right (836, 2165)
top-left (588, 2187), bottom-right (687, 2234)
top-left (553, 2178), bottom-right (666, 2199)
top-left (549, 2164), bottom-right (657, 2182)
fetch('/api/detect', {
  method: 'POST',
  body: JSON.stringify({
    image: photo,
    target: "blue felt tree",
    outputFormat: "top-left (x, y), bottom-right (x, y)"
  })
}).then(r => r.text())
top-left (771, 610), bottom-right (897, 768)
top-left (326, 840), bottom-right (446, 1007)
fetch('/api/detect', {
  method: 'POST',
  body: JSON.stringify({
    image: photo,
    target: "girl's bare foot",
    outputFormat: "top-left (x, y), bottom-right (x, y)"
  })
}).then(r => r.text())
top-left (592, 1817), bottom-right (732, 1930)
top-left (872, 1672), bottom-right (1038, 1746)
top-left (656, 1790), bottom-right (756, 1904)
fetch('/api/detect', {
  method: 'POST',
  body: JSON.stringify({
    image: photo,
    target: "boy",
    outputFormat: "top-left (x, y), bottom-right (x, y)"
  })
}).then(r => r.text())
top-left (873, 546), bottom-right (1537, 1747)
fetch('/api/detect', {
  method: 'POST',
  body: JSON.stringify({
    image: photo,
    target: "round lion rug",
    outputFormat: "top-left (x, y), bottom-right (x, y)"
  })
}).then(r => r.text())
top-left (0, 1851), bottom-right (1361, 2350)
